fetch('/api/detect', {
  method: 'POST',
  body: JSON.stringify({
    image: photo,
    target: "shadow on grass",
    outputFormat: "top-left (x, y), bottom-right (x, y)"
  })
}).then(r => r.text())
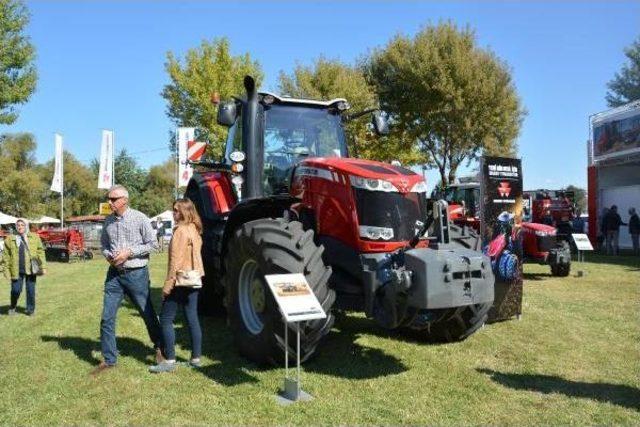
top-left (585, 253), bottom-right (640, 269)
top-left (478, 368), bottom-right (640, 411)
top-left (1, 305), bottom-right (27, 314)
top-left (40, 335), bottom-right (155, 366)
top-left (522, 272), bottom-right (548, 281)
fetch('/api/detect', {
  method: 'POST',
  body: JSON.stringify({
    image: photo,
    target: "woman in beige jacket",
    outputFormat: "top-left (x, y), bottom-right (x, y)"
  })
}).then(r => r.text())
top-left (150, 199), bottom-right (204, 373)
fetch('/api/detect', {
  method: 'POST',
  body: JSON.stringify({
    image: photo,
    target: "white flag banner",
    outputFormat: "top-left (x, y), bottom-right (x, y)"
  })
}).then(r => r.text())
top-left (178, 127), bottom-right (195, 187)
top-left (98, 130), bottom-right (114, 189)
top-left (50, 133), bottom-right (64, 193)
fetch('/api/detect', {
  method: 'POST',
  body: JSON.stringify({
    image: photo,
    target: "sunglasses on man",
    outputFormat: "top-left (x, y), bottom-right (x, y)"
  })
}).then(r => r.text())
top-left (107, 196), bottom-right (124, 202)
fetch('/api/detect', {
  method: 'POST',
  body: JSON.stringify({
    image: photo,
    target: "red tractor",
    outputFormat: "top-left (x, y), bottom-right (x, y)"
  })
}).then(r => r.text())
top-left (36, 228), bottom-right (93, 262)
top-left (185, 76), bottom-right (495, 365)
top-left (440, 181), bottom-right (572, 277)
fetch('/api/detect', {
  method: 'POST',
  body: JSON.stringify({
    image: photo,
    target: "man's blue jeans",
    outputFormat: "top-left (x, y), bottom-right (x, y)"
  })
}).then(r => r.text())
top-left (10, 274), bottom-right (36, 313)
top-left (160, 287), bottom-right (202, 360)
top-left (100, 266), bottom-right (162, 365)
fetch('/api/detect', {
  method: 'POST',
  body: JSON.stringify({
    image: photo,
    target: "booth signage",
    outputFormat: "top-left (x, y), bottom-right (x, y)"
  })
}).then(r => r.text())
top-left (265, 273), bottom-right (326, 322)
top-left (572, 234), bottom-right (594, 251)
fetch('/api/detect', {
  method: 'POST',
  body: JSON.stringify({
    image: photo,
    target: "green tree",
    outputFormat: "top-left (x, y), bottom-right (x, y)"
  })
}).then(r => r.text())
top-left (0, 133), bottom-right (46, 216)
top-left (162, 38), bottom-right (263, 158)
top-left (367, 22), bottom-right (525, 187)
top-left (278, 57), bottom-right (420, 164)
top-left (564, 184), bottom-right (586, 213)
top-left (137, 157), bottom-right (176, 216)
top-left (40, 151), bottom-right (103, 218)
top-left (90, 149), bottom-right (148, 209)
top-left (0, 0), bottom-right (37, 125)
top-left (606, 36), bottom-right (640, 107)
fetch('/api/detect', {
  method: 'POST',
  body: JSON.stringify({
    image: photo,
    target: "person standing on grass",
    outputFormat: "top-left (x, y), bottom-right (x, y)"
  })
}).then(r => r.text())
top-left (149, 199), bottom-right (204, 373)
top-left (604, 205), bottom-right (626, 256)
top-left (3, 219), bottom-right (46, 316)
top-left (92, 184), bottom-right (164, 376)
top-left (629, 207), bottom-right (639, 256)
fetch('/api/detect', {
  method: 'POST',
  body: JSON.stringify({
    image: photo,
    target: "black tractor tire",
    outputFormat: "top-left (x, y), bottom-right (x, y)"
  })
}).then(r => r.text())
top-left (550, 262), bottom-right (571, 277)
top-left (224, 218), bottom-right (335, 365)
top-left (406, 302), bottom-right (492, 342)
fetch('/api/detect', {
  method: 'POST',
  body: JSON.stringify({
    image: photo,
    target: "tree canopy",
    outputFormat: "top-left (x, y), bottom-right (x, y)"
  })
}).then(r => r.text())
top-left (606, 36), bottom-right (640, 107)
top-left (278, 57), bottom-right (420, 164)
top-left (0, 0), bottom-right (37, 125)
top-left (162, 38), bottom-right (263, 157)
top-left (366, 22), bottom-right (525, 187)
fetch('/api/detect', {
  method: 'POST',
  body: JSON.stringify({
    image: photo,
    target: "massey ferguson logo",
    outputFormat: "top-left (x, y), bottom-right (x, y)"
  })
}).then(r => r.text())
top-left (498, 181), bottom-right (511, 197)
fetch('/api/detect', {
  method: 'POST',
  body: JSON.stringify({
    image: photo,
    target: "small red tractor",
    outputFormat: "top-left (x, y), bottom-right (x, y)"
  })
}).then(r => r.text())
top-left (36, 228), bottom-right (93, 262)
top-left (185, 76), bottom-right (495, 365)
top-left (439, 180), bottom-right (572, 277)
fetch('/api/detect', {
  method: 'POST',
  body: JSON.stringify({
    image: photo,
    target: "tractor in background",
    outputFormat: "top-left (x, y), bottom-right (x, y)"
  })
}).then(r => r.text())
top-left (185, 76), bottom-right (495, 365)
top-left (439, 180), bottom-right (572, 277)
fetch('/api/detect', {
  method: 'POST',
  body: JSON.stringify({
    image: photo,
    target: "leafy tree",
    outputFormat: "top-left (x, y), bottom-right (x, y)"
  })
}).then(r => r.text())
top-left (137, 157), bottom-right (176, 216)
top-left (367, 22), bottom-right (525, 187)
top-left (0, 0), bottom-right (37, 125)
top-left (0, 133), bottom-right (46, 216)
top-left (279, 57), bottom-right (420, 164)
top-left (90, 149), bottom-right (148, 208)
top-left (564, 184), bottom-right (586, 213)
top-left (162, 38), bottom-right (263, 158)
top-left (606, 36), bottom-right (640, 107)
top-left (39, 151), bottom-right (103, 218)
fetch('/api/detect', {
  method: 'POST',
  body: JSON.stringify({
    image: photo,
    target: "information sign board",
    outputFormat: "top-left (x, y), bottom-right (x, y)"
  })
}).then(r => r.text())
top-left (572, 234), bottom-right (594, 251)
top-left (265, 273), bottom-right (326, 323)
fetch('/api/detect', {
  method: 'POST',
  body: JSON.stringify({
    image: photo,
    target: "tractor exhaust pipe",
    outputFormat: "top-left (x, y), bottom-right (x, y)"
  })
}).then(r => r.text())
top-left (242, 75), bottom-right (262, 199)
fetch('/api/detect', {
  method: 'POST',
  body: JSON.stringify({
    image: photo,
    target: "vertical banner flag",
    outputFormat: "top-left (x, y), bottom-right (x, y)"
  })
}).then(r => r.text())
top-left (98, 130), bottom-right (114, 189)
top-left (479, 156), bottom-right (524, 323)
top-left (178, 127), bottom-right (195, 187)
top-left (50, 133), bottom-right (64, 193)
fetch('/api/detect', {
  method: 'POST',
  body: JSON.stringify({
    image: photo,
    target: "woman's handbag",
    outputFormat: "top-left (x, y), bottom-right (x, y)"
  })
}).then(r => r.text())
top-left (23, 237), bottom-right (44, 276)
top-left (174, 238), bottom-right (202, 288)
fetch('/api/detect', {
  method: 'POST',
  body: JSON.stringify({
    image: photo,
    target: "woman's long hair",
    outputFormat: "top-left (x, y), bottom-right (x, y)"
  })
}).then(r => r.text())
top-left (173, 199), bottom-right (202, 234)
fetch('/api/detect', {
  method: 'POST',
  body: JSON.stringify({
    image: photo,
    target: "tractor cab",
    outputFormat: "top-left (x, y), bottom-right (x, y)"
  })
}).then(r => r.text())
top-left (221, 91), bottom-right (352, 198)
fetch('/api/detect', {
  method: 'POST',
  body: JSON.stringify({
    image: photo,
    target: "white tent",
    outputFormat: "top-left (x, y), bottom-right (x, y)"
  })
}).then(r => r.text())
top-left (0, 212), bottom-right (19, 225)
top-left (150, 210), bottom-right (173, 223)
top-left (31, 215), bottom-right (61, 224)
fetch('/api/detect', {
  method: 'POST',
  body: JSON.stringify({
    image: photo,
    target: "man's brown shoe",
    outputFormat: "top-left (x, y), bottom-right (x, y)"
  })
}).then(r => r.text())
top-left (155, 348), bottom-right (166, 364)
top-left (90, 361), bottom-right (115, 376)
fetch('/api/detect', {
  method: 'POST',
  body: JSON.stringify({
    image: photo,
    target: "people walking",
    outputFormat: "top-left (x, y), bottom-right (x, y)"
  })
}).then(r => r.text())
top-left (150, 199), bottom-right (204, 373)
top-left (604, 205), bottom-right (627, 256)
top-left (3, 219), bottom-right (46, 316)
top-left (629, 207), bottom-right (639, 255)
top-left (92, 185), bottom-right (163, 375)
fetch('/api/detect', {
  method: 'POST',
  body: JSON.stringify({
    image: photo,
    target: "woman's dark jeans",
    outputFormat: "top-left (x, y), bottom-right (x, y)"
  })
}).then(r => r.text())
top-left (160, 287), bottom-right (202, 360)
top-left (11, 274), bottom-right (36, 313)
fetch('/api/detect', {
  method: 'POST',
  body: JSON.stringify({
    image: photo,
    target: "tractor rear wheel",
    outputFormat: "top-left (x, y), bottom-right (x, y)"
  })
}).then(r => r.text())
top-left (405, 302), bottom-right (492, 342)
top-left (224, 218), bottom-right (335, 365)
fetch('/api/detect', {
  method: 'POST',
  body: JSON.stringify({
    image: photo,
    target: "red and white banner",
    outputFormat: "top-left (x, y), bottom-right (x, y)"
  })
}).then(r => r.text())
top-left (50, 133), bottom-right (63, 193)
top-left (188, 140), bottom-right (207, 162)
top-left (98, 130), bottom-right (114, 189)
top-left (177, 127), bottom-right (195, 187)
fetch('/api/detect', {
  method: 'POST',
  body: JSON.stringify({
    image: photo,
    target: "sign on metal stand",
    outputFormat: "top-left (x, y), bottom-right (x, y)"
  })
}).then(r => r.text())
top-left (571, 233), bottom-right (594, 276)
top-left (265, 273), bottom-right (326, 405)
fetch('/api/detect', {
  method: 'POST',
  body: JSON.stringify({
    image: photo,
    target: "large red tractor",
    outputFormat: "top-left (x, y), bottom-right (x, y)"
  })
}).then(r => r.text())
top-left (440, 181), bottom-right (572, 277)
top-left (186, 76), bottom-right (495, 365)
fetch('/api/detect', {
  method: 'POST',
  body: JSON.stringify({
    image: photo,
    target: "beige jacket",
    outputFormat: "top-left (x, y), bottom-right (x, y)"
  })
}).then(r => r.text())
top-left (163, 223), bottom-right (204, 293)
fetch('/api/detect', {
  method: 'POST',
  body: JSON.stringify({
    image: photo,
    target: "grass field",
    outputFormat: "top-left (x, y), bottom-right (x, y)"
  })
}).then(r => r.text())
top-left (0, 252), bottom-right (638, 425)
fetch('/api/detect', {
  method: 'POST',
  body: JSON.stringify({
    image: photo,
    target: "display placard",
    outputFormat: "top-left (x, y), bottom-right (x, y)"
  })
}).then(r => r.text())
top-left (99, 202), bottom-right (111, 215)
top-left (265, 273), bottom-right (326, 323)
top-left (572, 234), bottom-right (594, 251)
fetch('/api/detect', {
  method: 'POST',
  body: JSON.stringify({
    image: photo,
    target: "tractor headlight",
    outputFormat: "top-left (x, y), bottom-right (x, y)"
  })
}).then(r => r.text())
top-left (410, 181), bottom-right (428, 193)
top-left (349, 175), bottom-right (399, 192)
top-left (359, 225), bottom-right (394, 241)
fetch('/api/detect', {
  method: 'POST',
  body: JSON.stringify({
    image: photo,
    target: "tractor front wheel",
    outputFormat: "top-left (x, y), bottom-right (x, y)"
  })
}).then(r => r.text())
top-left (406, 302), bottom-right (492, 342)
top-left (224, 218), bottom-right (335, 365)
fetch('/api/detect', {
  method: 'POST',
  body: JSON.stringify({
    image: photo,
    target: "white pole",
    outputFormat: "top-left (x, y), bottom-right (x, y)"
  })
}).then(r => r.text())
top-left (112, 130), bottom-right (115, 186)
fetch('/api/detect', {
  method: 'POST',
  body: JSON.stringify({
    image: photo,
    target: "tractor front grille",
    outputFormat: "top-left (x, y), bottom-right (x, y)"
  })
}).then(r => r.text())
top-left (352, 189), bottom-right (428, 241)
top-left (537, 235), bottom-right (555, 252)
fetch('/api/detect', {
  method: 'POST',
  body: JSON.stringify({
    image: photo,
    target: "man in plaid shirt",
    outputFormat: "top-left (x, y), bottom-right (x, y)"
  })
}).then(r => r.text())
top-left (92, 184), bottom-right (164, 375)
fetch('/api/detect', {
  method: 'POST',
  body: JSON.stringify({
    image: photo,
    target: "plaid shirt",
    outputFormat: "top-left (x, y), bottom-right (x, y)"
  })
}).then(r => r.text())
top-left (101, 208), bottom-right (158, 268)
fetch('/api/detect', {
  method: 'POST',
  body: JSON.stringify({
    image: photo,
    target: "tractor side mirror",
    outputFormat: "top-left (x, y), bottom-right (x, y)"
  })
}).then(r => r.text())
top-left (372, 111), bottom-right (389, 136)
top-left (217, 102), bottom-right (237, 127)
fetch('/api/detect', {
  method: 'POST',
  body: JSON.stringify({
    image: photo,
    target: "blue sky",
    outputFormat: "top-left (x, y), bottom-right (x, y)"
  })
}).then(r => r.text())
top-left (7, 1), bottom-right (640, 191)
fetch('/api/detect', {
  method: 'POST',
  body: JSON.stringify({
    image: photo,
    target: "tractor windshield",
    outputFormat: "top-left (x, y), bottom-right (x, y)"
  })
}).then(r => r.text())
top-left (262, 104), bottom-right (348, 195)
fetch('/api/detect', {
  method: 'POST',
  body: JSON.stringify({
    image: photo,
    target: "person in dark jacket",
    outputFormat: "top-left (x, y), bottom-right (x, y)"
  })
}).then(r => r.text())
top-left (540, 209), bottom-right (555, 226)
top-left (629, 207), bottom-right (639, 255)
top-left (604, 205), bottom-right (627, 255)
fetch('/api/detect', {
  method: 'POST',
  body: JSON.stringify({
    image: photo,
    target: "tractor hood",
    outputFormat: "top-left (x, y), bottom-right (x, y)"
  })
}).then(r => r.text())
top-left (299, 157), bottom-right (424, 193)
top-left (521, 221), bottom-right (556, 235)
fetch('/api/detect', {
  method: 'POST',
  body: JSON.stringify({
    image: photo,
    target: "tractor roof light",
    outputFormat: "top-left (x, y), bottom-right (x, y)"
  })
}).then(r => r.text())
top-left (231, 163), bottom-right (244, 173)
top-left (229, 150), bottom-right (246, 162)
top-left (410, 181), bottom-right (428, 193)
top-left (349, 174), bottom-right (399, 193)
top-left (336, 101), bottom-right (350, 111)
top-left (262, 94), bottom-right (275, 105)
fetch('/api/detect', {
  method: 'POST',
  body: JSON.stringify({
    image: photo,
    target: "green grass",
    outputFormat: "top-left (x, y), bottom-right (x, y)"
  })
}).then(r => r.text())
top-left (0, 252), bottom-right (638, 425)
